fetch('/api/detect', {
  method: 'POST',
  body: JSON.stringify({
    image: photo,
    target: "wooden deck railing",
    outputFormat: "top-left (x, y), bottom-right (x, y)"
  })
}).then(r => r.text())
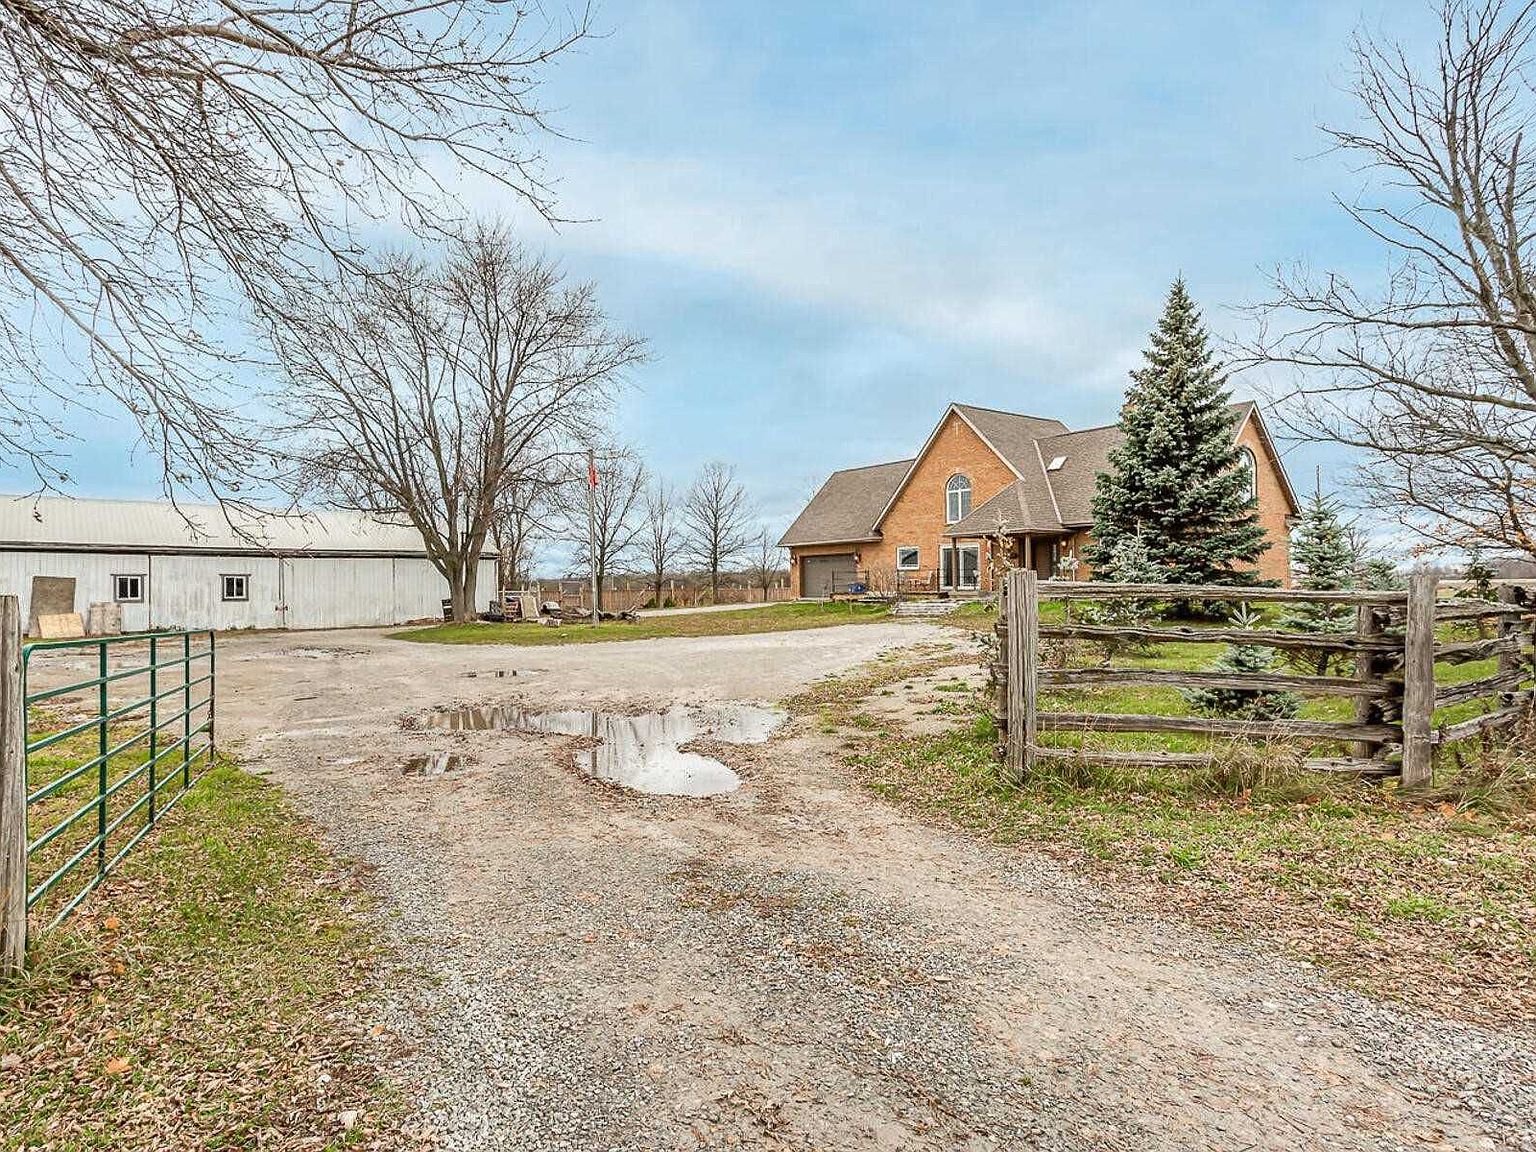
top-left (992, 572), bottom-right (1534, 786)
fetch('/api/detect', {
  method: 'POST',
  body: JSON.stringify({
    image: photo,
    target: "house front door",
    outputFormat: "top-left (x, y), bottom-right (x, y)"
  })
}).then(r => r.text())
top-left (940, 544), bottom-right (980, 591)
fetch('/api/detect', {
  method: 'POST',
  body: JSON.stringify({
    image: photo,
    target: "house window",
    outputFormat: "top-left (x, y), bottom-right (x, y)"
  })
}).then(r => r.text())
top-left (1237, 447), bottom-right (1258, 503)
top-left (221, 574), bottom-right (249, 602)
top-left (945, 474), bottom-right (972, 523)
top-left (896, 546), bottom-right (921, 571)
top-left (113, 574), bottom-right (144, 603)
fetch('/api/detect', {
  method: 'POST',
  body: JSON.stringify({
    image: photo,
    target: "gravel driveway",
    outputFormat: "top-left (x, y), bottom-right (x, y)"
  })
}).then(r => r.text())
top-left (213, 624), bottom-right (1536, 1151)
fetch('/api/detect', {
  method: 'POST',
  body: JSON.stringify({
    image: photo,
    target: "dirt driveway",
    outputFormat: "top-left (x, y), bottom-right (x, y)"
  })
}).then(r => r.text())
top-left (215, 624), bottom-right (1533, 1152)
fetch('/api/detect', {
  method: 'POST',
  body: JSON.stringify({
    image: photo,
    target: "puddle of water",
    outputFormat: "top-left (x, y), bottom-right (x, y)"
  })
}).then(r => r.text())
top-left (402, 752), bottom-right (466, 776)
top-left (425, 703), bottom-right (785, 797)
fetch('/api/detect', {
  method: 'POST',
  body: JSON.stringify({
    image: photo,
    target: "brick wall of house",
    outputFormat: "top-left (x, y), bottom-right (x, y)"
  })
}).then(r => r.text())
top-left (1239, 416), bottom-right (1293, 585)
top-left (867, 412), bottom-right (1017, 593)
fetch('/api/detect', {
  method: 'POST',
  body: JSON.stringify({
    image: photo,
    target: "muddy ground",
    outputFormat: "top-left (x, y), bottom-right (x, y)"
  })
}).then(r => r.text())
top-left (135, 624), bottom-right (1536, 1148)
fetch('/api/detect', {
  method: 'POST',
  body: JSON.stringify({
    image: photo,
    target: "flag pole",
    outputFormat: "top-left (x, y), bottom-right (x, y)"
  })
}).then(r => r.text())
top-left (588, 448), bottom-right (599, 627)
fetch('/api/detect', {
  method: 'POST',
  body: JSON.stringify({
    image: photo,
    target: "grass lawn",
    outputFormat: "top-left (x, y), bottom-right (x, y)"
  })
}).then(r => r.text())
top-left (798, 641), bottom-right (1536, 1025)
top-left (0, 761), bottom-right (398, 1150)
top-left (390, 599), bottom-right (891, 645)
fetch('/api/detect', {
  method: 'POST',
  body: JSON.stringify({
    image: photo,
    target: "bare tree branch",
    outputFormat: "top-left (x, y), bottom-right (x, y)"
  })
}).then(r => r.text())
top-left (681, 462), bottom-right (753, 603)
top-left (1246, 0), bottom-right (1536, 560)
top-left (555, 444), bottom-right (648, 611)
top-left (0, 0), bottom-right (590, 505)
top-left (270, 225), bottom-right (645, 620)
top-left (641, 478), bottom-right (680, 608)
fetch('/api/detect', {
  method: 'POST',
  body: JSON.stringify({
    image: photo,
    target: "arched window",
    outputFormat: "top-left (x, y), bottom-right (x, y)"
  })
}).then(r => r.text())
top-left (1236, 447), bottom-right (1258, 503)
top-left (946, 474), bottom-right (972, 523)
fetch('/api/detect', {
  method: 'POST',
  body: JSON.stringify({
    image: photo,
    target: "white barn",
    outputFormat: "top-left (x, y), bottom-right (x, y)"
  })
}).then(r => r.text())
top-left (0, 495), bottom-right (496, 633)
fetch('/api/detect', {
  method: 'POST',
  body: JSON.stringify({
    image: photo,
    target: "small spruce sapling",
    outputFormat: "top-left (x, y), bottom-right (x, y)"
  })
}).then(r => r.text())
top-left (1086, 532), bottom-right (1164, 661)
top-left (1186, 605), bottom-right (1300, 720)
top-left (1280, 485), bottom-right (1356, 674)
top-left (1459, 542), bottom-right (1498, 638)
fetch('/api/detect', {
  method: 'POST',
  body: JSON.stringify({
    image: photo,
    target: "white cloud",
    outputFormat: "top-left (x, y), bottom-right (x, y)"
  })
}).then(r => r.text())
top-left (483, 152), bottom-right (1128, 386)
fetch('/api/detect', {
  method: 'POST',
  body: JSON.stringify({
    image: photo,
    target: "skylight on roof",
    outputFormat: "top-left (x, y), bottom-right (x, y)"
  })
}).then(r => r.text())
top-left (1046, 455), bottom-right (1067, 471)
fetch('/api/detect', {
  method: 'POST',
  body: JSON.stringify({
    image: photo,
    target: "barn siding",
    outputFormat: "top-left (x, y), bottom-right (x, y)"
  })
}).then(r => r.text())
top-left (0, 551), bottom-right (498, 633)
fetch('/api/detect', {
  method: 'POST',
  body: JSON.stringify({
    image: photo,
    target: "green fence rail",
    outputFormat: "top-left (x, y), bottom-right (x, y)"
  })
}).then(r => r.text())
top-left (20, 631), bottom-right (215, 932)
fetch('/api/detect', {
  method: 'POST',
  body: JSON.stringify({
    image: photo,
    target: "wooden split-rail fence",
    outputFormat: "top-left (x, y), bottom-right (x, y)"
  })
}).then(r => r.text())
top-left (993, 571), bottom-right (1534, 787)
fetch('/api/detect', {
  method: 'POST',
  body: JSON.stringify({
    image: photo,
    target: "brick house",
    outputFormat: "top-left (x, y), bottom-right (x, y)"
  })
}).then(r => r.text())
top-left (778, 401), bottom-right (1298, 598)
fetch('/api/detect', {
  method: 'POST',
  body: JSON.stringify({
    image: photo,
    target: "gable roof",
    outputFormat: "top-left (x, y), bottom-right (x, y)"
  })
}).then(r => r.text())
top-left (776, 459), bottom-right (913, 548)
top-left (869, 404), bottom-right (1069, 531)
top-left (781, 399), bottom-right (1295, 546)
top-left (0, 494), bottom-right (498, 557)
top-left (945, 476), bottom-right (1062, 536)
top-left (950, 404), bottom-right (1069, 472)
top-left (1034, 400), bottom-right (1296, 526)
top-left (1034, 425), bottom-right (1124, 526)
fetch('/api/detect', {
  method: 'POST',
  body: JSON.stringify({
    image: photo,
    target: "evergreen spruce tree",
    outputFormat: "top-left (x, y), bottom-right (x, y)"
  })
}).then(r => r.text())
top-left (1280, 484), bottom-right (1355, 673)
top-left (1186, 606), bottom-right (1300, 720)
top-left (1357, 556), bottom-right (1405, 591)
top-left (1462, 543), bottom-right (1496, 602)
top-left (1088, 279), bottom-right (1269, 589)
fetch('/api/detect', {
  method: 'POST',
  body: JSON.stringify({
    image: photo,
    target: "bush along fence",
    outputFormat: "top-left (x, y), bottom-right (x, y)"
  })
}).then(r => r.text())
top-left (0, 594), bottom-right (214, 975)
top-left (992, 571), bottom-right (1534, 786)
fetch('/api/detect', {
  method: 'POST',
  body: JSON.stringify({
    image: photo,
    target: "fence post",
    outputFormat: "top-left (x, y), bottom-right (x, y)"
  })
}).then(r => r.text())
top-left (1352, 602), bottom-right (1383, 762)
top-left (1401, 572), bottom-right (1438, 788)
top-left (1497, 583), bottom-right (1522, 679)
top-left (1003, 569), bottom-right (1038, 785)
top-left (0, 595), bottom-right (25, 975)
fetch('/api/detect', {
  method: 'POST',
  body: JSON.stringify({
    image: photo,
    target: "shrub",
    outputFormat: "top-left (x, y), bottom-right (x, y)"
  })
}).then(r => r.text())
top-left (1186, 606), bottom-right (1300, 720)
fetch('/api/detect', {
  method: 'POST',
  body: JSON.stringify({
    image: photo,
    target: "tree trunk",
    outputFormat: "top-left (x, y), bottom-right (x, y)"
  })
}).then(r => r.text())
top-left (595, 563), bottom-right (605, 612)
top-left (710, 566), bottom-right (720, 604)
top-left (652, 576), bottom-right (663, 609)
top-left (447, 560), bottom-right (478, 623)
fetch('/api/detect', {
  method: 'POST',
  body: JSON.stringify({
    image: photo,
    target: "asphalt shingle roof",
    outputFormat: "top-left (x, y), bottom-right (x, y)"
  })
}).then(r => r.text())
top-left (776, 459), bottom-right (913, 548)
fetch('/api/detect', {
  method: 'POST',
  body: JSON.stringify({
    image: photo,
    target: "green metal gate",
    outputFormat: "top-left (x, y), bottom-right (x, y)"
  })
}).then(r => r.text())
top-left (21, 632), bottom-right (215, 932)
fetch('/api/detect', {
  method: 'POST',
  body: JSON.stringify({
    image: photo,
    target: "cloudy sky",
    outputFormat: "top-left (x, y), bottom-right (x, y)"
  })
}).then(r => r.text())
top-left (11, 0), bottom-right (1435, 564)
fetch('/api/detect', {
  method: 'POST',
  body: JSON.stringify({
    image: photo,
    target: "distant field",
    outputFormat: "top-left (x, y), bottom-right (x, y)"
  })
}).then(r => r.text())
top-left (390, 600), bottom-right (892, 645)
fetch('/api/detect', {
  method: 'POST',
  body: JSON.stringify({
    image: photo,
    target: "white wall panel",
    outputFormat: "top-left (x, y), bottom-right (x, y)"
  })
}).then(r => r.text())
top-left (0, 551), bottom-right (153, 632)
top-left (0, 549), bottom-right (484, 632)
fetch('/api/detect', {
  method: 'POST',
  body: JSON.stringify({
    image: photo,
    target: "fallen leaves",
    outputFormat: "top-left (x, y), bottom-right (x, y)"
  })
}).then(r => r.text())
top-left (0, 764), bottom-right (411, 1150)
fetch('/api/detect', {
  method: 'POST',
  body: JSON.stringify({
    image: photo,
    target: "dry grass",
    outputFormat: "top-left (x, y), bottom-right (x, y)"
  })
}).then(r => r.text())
top-left (0, 763), bottom-right (407, 1151)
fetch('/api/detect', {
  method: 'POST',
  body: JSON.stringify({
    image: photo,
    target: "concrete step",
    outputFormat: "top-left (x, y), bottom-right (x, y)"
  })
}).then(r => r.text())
top-left (891, 599), bottom-right (966, 618)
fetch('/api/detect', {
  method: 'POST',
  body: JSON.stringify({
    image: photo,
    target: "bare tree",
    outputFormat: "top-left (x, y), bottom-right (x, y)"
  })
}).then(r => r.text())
top-left (0, 0), bottom-right (589, 500)
top-left (642, 480), bottom-right (682, 608)
top-left (682, 462), bottom-right (754, 602)
top-left (491, 473), bottom-right (564, 591)
top-left (744, 531), bottom-right (785, 601)
top-left (558, 446), bottom-right (648, 611)
top-left (1251, 0), bottom-right (1536, 559)
top-left (272, 227), bottom-right (644, 621)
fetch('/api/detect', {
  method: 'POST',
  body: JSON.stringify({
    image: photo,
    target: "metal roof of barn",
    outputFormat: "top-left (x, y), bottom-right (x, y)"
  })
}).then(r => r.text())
top-left (0, 494), bottom-right (493, 558)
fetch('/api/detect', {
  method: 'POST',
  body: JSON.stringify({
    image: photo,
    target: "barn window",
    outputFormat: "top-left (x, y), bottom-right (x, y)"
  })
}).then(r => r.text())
top-left (113, 574), bottom-right (144, 603)
top-left (1237, 447), bottom-right (1258, 503)
top-left (945, 474), bottom-right (972, 523)
top-left (221, 574), bottom-right (249, 602)
top-left (896, 546), bottom-right (920, 571)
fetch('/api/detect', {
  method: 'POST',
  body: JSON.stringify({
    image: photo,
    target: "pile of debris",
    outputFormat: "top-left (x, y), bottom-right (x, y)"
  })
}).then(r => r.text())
top-left (480, 589), bottom-right (637, 626)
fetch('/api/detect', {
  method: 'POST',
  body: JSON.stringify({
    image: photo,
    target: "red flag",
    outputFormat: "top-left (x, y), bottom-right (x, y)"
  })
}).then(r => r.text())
top-left (587, 457), bottom-right (599, 488)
